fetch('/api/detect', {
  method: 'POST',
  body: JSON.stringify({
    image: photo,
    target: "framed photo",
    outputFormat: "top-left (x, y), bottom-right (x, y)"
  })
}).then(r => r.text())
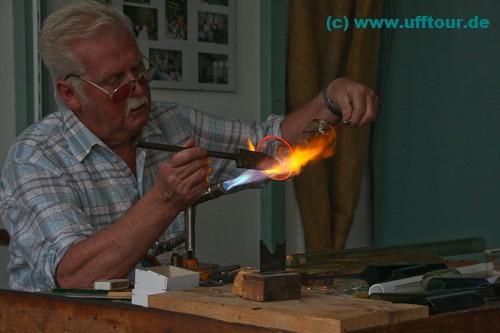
top-left (112, 0), bottom-right (236, 91)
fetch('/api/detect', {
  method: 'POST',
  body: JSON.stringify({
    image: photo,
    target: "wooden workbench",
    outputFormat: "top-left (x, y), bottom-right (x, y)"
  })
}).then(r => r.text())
top-left (350, 304), bottom-right (500, 333)
top-left (148, 285), bottom-right (428, 332)
top-left (0, 289), bottom-right (285, 333)
top-left (1, 288), bottom-right (499, 332)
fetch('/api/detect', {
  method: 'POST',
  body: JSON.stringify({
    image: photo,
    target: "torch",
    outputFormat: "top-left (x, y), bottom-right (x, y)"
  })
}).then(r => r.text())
top-left (185, 181), bottom-right (230, 264)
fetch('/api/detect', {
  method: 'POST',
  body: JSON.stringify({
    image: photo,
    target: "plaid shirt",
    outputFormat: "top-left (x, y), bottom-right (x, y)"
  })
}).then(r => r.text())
top-left (0, 101), bottom-right (283, 291)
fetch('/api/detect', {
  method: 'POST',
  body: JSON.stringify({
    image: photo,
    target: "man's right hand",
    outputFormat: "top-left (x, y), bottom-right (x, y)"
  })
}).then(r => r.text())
top-left (153, 138), bottom-right (211, 210)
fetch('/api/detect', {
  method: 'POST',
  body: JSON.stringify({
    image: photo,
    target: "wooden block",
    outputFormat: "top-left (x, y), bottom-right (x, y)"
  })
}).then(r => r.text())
top-left (240, 272), bottom-right (301, 302)
top-left (232, 268), bottom-right (259, 297)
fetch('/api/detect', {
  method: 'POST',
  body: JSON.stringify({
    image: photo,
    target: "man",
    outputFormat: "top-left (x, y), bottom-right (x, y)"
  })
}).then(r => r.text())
top-left (0, 1), bottom-right (378, 291)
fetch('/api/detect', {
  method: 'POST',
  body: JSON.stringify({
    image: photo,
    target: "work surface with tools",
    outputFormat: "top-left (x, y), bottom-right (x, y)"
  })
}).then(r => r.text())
top-left (144, 238), bottom-right (499, 332)
top-left (2, 237), bottom-right (499, 332)
top-left (0, 288), bottom-right (498, 333)
top-left (148, 284), bottom-right (427, 333)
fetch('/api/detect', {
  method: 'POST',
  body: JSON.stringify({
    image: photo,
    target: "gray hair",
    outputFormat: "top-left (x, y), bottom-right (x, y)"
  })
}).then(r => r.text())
top-left (39, 0), bottom-right (134, 105)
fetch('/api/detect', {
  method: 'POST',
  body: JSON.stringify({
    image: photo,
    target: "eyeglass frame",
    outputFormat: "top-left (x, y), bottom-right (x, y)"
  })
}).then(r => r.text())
top-left (63, 56), bottom-right (158, 103)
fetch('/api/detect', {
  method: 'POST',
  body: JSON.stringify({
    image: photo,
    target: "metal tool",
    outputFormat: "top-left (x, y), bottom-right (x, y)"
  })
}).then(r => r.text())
top-left (369, 282), bottom-right (500, 303)
top-left (194, 181), bottom-right (229, 205)
top-left (206, 265), bottom-right (241, 283)
top-left (368, 262), bottom-right (495, 295)
top-left (260, 240), bottom-right (286, 274)
top-left (425, 277), bottom-right (490, 291)
top-left (234, 241), bottom-right (301, 301)
top-left (135, 141), bottom-right (279, 170)
top-left (184, 181), bottom-right (230, 260)
top-left (286, 237), bottom-right (487, 267)
top-left (300, 263), bottom-right (447, 286)
top-left (185, 206), bottom-right (196, 260)
top-left (147, 234), bottom-right (185, 257)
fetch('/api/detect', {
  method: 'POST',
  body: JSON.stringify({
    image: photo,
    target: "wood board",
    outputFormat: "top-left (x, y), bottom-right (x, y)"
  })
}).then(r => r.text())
top-left (148, 285), bottom-right (428, 332)
top-left (0, 289), bottom-right (280, 333)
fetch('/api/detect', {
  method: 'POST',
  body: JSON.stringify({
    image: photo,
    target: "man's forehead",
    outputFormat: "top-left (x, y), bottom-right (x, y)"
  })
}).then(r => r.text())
top-left (70, 31), bottom-right (141, 75)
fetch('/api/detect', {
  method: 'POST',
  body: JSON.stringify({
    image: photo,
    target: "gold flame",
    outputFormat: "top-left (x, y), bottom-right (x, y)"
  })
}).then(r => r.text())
top-left (262, 129), bottom-right (337, 180)
top-left (223, 128), bottom-right (338, 190)
top-left (247, 139), bottom-right (256, 151)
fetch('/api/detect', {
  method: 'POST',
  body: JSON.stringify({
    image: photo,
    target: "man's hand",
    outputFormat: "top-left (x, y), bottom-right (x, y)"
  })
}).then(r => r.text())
top-left (153, 138), bottom-right (211, 210)
top-left (326, 77), bottom-right (379, 127)
top-left (281, 77), bottom-right (379, 144)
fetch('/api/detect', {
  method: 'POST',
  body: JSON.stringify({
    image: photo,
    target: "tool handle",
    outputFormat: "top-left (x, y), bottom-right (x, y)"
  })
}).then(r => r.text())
top-left (424, 291), bottom-right (486, 315)
top-left (135, 141), bottom-right (239, 161)
top-left (425, 277), bottom-right (490, 291)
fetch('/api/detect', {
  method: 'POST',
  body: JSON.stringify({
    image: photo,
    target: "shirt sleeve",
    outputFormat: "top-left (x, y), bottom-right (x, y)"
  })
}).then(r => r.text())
top-left (0, 154), bottom-right (91, 291)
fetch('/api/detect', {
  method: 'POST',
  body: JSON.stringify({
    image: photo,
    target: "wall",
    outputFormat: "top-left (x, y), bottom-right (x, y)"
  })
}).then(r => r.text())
top-left (0, 2), bottom-right (16, 165)
top-left (373, 0), bottom-right (500, 261)
top-left (0, 0), bottom-right (16, 289)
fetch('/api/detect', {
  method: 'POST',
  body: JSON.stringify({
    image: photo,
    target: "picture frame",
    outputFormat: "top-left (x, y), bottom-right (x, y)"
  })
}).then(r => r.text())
top-left (110, 0), bottom-right (236, 92)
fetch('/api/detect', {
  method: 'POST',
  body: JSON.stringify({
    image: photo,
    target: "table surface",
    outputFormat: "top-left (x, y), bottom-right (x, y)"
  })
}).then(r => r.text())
top-left (1, 288), bottom-right (499, 333)
top-left (148, 285), bottom-right (428, 332)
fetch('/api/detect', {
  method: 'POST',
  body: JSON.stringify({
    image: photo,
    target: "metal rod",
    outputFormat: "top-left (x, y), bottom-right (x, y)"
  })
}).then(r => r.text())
top-left (287, 237), bottom-right (487, 267)
top-left (135, 141), bottom-right (239, 160)
top-left (185, 206), bottom-right (196, 259)
top-left (194, 181), bottom-right (229, 205)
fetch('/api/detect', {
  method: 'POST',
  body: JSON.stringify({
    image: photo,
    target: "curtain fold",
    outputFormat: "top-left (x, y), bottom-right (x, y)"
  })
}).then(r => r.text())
top-left (286, 0), bottom-right (384, 251)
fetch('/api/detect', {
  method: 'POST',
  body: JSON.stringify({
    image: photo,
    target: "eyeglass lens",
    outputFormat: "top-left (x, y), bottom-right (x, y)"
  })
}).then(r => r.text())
top-left (112, 66), bottom-right (157, 103)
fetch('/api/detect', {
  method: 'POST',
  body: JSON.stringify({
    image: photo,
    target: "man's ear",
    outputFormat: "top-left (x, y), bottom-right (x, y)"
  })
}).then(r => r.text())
top-left (56, 80), bottom-right (81, 111)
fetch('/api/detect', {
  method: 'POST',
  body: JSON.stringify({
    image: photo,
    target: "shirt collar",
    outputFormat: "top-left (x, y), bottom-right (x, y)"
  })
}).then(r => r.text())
top-left (60, 104), bottom-right (165, 162)
top-left (60, 106), bottom-right (105, 162)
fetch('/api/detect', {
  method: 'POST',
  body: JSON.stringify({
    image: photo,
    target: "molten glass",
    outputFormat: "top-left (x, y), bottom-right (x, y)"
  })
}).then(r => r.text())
top-left (256, 119), bottom-right (337, 180)
top-left (256, 136), bottom-right (294, 180)
top-left (222, 119), bottom-right (338, 189)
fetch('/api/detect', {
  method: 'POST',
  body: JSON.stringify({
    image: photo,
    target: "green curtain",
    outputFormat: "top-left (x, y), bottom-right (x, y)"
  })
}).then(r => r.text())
top-left (286, 0), bottom-right (384, 251)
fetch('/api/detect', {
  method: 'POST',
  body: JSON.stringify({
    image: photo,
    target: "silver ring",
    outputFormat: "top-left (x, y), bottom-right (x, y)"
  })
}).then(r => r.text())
top-left (342, 119), bottom-right (351, 126)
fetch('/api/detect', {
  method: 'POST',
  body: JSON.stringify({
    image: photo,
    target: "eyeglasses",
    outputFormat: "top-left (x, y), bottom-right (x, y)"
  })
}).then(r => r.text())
top-left (64, 57), bottom-right (157, 103)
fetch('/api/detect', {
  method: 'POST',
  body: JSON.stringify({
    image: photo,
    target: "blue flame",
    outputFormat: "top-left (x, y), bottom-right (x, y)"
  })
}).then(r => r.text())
top-left (222, 170), bottom-right (268, 191)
